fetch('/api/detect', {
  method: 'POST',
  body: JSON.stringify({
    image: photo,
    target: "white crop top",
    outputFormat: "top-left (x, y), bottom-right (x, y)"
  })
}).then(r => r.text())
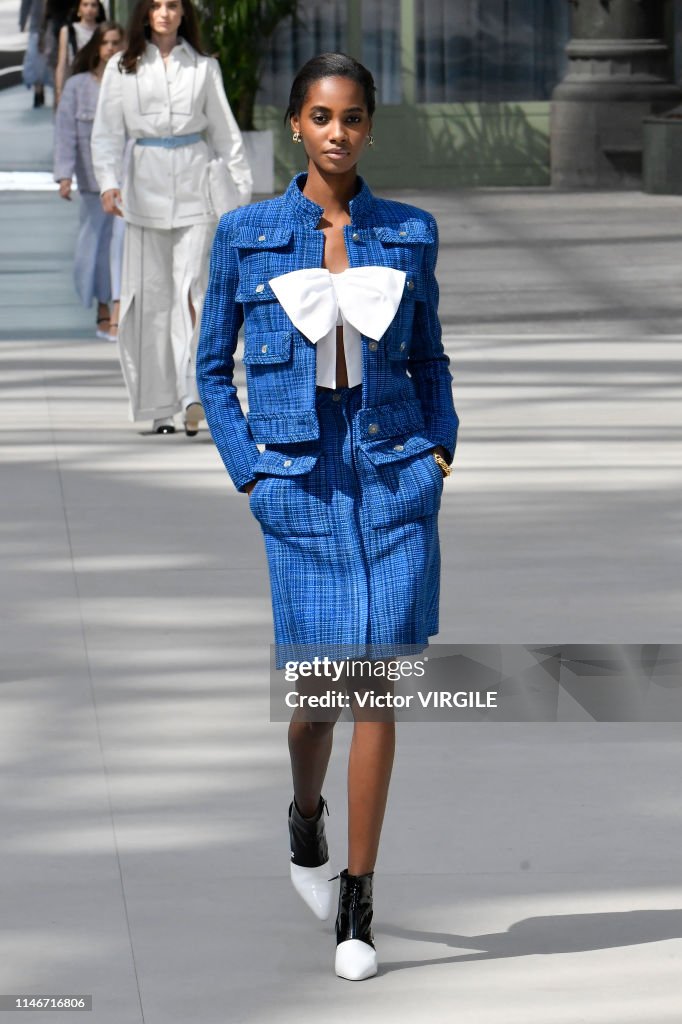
top-left (268, 266), bottom-right (406, 389)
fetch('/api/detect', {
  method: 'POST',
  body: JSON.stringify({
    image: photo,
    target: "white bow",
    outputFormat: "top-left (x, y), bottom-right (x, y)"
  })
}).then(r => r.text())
top-left (268, 266), bottom-right (406, 344)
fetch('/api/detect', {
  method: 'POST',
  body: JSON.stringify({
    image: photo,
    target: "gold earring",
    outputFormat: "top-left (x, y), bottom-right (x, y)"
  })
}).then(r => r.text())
top-left (292, 130), bottom-right (302, 143)
top-left (368, 134), bottom-right (375, 147)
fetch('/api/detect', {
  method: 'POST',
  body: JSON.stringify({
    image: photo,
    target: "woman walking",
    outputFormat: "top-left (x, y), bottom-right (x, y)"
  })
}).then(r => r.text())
top-left (54, 0), bottom-right (106, 106)
top-left (54, 21), bottom-right (124, 336)
top-left (91, 0), bottom-right (252, 435)
top-left (197, 54), bottom-right (458, 979)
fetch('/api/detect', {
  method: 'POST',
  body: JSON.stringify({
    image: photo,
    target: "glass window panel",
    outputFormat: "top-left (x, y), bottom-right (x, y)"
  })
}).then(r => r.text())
top-left (416, 0), bottom-right (570, 103)
top-left (258, 0), bottom-right (347, 107)
top-left (362, 0), bottom-right (402, 104)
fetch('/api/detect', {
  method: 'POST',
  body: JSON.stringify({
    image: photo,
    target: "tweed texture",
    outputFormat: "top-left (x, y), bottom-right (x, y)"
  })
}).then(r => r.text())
top-left (197, 173), bottom-right (458, 494)
top-left (196, 173), bottom-right (456, 660)
top-left (250, 386), bottom-right (442, 668)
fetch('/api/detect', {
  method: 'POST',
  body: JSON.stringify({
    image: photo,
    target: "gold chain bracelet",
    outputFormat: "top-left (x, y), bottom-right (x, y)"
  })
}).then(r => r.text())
top-left (433, 452), bottom-right (452, 477)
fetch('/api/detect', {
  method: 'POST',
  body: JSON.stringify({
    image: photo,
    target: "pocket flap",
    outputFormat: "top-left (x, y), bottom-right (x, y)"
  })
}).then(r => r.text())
top-left (253, 449), bottom-right (320, 477)
top-left (242, 331), bottom-right (293, 365)
top-left (236, 276), bottom-right (279, 302)
top-left (229, 226), bottom-right (293, 250)
top-left (361, 435), bottom-right (435, 465)
top-left (373, 222), bottom-right (435, 246)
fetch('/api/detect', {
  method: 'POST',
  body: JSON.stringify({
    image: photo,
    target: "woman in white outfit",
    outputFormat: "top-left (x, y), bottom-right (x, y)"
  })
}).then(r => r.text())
top-left (91, 0), bottom-right (252, 435)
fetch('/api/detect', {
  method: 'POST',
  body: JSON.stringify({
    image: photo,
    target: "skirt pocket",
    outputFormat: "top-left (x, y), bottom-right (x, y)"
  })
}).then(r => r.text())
top-left (360, 439), bottom-right (443, 529)
top-left (249, 448), bottom-right (332, 538)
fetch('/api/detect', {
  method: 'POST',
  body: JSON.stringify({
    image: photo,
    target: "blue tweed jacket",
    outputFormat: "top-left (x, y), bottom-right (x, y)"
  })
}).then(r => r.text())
top-left (197, 172), bottom-right (459, 492)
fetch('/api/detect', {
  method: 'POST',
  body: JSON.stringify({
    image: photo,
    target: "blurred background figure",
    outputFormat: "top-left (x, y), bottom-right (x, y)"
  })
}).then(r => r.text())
top-left (54, 0), bottom-right (105, 106)
top-left (20, 0), bottom-right (49, 107)
top-left (54, 20), bottom-right (124, 337)
top-left (92, 0), bottom-right (252, 436)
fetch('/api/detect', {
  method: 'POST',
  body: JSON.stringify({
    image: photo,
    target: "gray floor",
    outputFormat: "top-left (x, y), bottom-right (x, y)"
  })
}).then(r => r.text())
top-left (1, 84), bottom-right (682, 1022)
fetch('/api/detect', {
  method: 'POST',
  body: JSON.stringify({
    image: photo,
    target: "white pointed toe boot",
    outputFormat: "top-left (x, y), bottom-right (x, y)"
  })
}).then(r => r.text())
top-left (334, 869), bottom-right (378, 981)
top-left (288, 797), bottom-right (334, 921)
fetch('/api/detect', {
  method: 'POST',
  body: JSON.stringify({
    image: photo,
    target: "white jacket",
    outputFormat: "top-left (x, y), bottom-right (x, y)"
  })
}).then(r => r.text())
top-left (91, 39), bottom-right (252, 229)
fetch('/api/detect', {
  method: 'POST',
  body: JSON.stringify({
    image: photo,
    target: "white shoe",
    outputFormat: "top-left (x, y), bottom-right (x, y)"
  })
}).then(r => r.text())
top-left (335, 939), bottom-right (378, 981)
top-left (290, 862), bottom-right (335, 921)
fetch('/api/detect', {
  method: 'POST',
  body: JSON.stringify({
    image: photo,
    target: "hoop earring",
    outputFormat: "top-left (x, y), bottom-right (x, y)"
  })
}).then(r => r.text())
top-left (368, 134), bottom-right (375, 147)
top-left (292, 130), bottom-right (302, 143)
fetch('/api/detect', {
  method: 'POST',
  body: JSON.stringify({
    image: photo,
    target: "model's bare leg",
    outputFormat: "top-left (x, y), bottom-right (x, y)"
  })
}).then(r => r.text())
top-left (288, 711), bottom-right (339, 816)
top-left (347, 718), bottom-right (395, 875)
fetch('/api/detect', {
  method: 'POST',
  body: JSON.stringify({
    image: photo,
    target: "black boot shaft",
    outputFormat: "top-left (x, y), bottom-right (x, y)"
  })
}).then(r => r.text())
top-left (336, 869), bottom-right (375, 948)
top-left (288, 797), bottom-right (329, 868)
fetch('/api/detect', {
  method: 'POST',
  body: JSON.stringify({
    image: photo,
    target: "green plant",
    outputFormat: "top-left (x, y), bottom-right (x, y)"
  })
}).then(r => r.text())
top-left (199, 0), bottom-right (299, 131)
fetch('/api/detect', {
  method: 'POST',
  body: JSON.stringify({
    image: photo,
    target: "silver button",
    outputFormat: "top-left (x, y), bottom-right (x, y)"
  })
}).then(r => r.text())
top-left (368, 341), bottom-right (378, 352)
top-left (368, 423), bottom-right (379, 435)
top-left (352, 232), bottom-right (360, 242)
top-left (332, 393), bottom-right (341, 402)
top-left (399, 231), bottom-right (407, 237)
top-left (255, 283), bottom-right (265, 293)
top-left (407, 280), bottom-right (415, 291)
top-left (258, 233), bottom-right (266, 241)
top-left (283, 459), bottom-right (292, 467)
top-left (393, 444), bottom-right (404, 452)
top-left (261, 344), bottom-right (268, 353)
top-left (400, 342), bottom-right (406, 351)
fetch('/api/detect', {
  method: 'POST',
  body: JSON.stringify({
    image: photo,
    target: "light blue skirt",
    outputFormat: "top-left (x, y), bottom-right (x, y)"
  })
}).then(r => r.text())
top-left (73, 192), bottom-right (113, 307)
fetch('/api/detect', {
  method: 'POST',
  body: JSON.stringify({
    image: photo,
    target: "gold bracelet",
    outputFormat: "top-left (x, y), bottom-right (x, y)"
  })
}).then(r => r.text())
top-left (433, 452), bottom-right (452, 477)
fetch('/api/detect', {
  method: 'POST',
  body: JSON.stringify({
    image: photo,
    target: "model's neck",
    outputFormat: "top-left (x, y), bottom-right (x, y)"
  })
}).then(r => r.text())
top-left (92, 60), bottom-right (104, 79)
top-left (302, 165), bottom-right (359, 219)
top-left (151, 31), bottom-right (178, 57)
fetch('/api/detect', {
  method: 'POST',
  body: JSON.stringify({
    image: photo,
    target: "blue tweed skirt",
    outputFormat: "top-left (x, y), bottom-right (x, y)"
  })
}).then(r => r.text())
top-left (248, 385), bottom-right (443, 668)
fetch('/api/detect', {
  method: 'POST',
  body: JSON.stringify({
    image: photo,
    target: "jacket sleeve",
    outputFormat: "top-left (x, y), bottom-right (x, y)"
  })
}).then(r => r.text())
top-left (196, 215), bottom-right (261, 492)
top-left (53, 77), bottom-right (77, 182)
top-left (408, 218), bottom-right (459, 462)
top-left (204, 58), bottom-right (253, 206)
top-left (91, 58), bottom-right (125, 194)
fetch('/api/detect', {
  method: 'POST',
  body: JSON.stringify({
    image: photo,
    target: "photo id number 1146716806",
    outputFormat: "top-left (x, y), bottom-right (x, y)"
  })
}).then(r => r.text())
top-left (0, 994), bottom-right (92, 1010)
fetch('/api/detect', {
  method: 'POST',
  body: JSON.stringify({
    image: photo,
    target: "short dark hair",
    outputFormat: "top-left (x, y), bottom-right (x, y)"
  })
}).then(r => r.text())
top-left (284, 52), bottom-right (376, 123)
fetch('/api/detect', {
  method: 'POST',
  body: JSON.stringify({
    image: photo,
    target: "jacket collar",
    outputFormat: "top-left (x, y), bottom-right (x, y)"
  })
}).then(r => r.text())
top-left (283, 172), bottom-right (375, 228)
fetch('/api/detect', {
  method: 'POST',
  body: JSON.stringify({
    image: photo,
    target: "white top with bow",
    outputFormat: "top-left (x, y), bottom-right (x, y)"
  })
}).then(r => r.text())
top-left (268, 266), bottom-right (407, 389)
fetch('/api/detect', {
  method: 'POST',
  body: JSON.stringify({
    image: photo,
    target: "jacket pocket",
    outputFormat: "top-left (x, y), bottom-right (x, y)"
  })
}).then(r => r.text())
top-left (242, 330), bottom-right (293, 365)
top-left (249, 448), bottom-right (332, 538)
top-left (360, 438), bottom-right (443, 529)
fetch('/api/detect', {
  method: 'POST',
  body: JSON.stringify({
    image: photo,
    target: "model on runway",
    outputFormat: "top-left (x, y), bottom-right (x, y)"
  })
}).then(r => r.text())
top-left (53, 21), bottom-right (124, 337)
top-left (197, 53), bottom-right (458, 980)
top-left (91, 0), bottom-right (252, 436)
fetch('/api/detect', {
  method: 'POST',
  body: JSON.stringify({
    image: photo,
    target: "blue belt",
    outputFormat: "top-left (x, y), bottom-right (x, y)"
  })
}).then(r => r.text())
top-left (136, 133), bottom-right (203, 149)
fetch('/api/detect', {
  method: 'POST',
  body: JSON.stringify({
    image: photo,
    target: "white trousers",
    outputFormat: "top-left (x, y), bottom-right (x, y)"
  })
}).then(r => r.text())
top-left (118, 220), bottom-right (215, 421)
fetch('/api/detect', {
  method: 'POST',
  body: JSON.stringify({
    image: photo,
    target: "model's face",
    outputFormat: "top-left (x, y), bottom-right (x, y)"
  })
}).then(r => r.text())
top-left (291, 76), bottom-right (372, 176)
top-left (78, 0), bottom-right (99, 23)
top-left (99, 29), bottom-right (123, 63)
top-left (148, 0), bottom-right (183, 36)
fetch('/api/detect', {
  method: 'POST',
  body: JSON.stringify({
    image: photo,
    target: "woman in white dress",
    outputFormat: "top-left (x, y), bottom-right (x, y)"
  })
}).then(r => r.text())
top-left (54, 21), bottom-right (124, 336)
top-left (54, 0), bottom-right (106, 106)
top-left (91, 0), bottom-right (252, 435)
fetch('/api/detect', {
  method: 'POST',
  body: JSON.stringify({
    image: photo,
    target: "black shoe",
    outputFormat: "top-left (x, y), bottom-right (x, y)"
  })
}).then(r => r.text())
top-left (33, 88), bottom-right (44, 108)
top-left (334, 869), bottom-right (378, 980)
top-left (152, 417), bottom-right (175, 434)
top-left (288, 797), bottom-right (334, 919)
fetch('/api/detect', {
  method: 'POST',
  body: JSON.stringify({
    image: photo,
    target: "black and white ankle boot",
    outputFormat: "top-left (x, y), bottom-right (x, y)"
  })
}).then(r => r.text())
top-left (334, 868), bottom-right (378, 981)
top-left (288, 796), bottom-right (334, 920)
